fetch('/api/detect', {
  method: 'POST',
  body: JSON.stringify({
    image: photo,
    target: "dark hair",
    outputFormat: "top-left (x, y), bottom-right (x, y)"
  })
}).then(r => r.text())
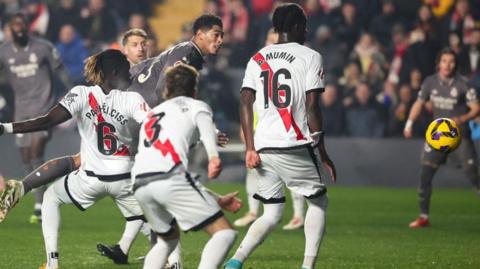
top-left (84, 49), bottom-right (128, 85)
top-left (163, 64), bottom-right (199, 99)
top-left (435, 47), bottom-right (458, 72)
top-left (272, 3), bottom-right (306, 33)
top-left (192, 14), bottom-right (223, 34)
top-left (8, 12), bottom-right (27, 23)
top-left (121, 28), bottom-right (147, 46)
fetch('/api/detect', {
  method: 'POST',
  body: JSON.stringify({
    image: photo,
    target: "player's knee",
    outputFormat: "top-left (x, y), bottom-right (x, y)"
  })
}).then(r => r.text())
top-left (262, 203), bottom-right (284, 225)
top-left (307, 194), bottom-right (328, 210)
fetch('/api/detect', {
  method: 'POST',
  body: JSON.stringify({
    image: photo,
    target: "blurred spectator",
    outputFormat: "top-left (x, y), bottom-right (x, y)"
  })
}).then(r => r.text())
top-left (339, 60), bottom-right (364, 106)
top-left (333, 2), bottom-right (362, 52)
top-left (79, 0), bottom-right (118, 46)
top-left (408, 68), bottom-right (423, 97)
top-left (345, 82), bottom-right (385, 137)
top-left (55, 24), bottom-right (89, 84)
top-left (350, 32), bottom-right (387, 86)
top-left (46, 0), bottom-right (81, 43)
top-left (220, 0), bottom-right (249, 67)
top-left (146, 34), bottom-right (161, 58)
top-left (443, 0), bottom-right (475, 45)
top-left (448, 31), bottom-right (462, 54)
top-left (175, 22), bottom-right (193, 45)
top-left (414, 5), bottom-right (441, 46)
top-left (400, 29), bottom-right (436, 82)
top-left (386, 24), bottom-right (409, 84)
top-left (320, 84), bottom-right (344, 136)
top-left (369, 0), bottom-right (406, 47)
top-left (423, 0), bottom-right (455, 18)
top-left (22, 0), bottom-right (49, 36)
top-left (459, 28), bottom-right (480, 77)
top-left (387, 83), bottom-right (424, 136)
top-left (312, 25), bottom-right (346, 80)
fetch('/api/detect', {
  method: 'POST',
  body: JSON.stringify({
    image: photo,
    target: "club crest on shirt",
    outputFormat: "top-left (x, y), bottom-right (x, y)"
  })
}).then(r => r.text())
top-left (450, 87), bottom-right (458, 97)
top-left (63, 93), bottom-right (78, 106)
top-left (29, 53), bottom-right (38, 63)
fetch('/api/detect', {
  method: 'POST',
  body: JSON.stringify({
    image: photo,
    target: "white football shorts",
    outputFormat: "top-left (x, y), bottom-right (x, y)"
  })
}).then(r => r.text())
top-left (133, 172), bottom-right (222, 235)
top-left (48, 169), bottom-right (144, 219)
top-left (252, 145), bottom-right (326, 203)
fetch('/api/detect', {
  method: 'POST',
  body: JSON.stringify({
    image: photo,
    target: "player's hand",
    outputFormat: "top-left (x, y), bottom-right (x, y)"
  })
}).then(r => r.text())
top-left (452, 116), bottom-right (465, 125)
top-left (403, 128), bottom-right (413, 139)
top-left (322, 155), bottom-right (337, 183)
top-left (217, 191), bottom-right (243, 213)
top-left (217, 131), bottom-right (229, 147)
top-left (245, 150), bottom-right (261, 169)
top-left (208, 157), bottom-right (222, 179)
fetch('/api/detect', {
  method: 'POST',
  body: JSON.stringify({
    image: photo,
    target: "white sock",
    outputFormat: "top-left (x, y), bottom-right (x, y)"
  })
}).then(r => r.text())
top-left (246, 171), bottom-right (260, 215)
top-left (118, 219), bottom-right (143, 254)
top-left (198, 229), bottom-right (238, 269)
top-left (143, 238), bottom-right (178, 269)
top-left (167, 241), bottom-right (182, 267)
top-left (232, 203), bottom-right (284, 262)
top-left (291, 191), bottom-right (305, 219)
top-left (41, 187), bottom-right (62, 269)
top-left (302, 195), bottom-right (328, 269)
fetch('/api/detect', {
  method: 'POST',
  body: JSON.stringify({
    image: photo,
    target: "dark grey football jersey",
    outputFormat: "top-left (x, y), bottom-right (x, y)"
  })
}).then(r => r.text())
top-left (418, 74), bottom-right (478, 135)
top-left (0, 36), bottom-right (62, 120)
top-left (129, 41), bottom-right (205, 107)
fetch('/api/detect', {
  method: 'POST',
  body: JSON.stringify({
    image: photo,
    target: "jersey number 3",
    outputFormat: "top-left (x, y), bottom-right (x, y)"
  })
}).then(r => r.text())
top-left (260, 68), bottom-right (292, 109)
top-left (143, 112), bottom-right (181, 164)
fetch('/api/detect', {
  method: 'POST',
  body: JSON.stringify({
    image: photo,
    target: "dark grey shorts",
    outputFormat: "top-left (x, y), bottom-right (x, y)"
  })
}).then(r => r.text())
top-left (421, 137), bottom-right (477, 167)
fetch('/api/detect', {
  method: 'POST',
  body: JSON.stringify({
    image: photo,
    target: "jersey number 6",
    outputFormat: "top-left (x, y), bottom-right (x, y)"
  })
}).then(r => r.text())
top-left (97, 122), bottom-right (118, 155)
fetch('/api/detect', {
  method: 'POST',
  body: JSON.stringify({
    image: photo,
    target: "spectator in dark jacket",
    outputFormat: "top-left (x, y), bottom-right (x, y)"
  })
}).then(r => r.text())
top-left (321, 84), bottom-right (344, 136)
top-left (55, 24), bottom-right (89, 84)
top-left (345, 82), bottom-right (385, 137)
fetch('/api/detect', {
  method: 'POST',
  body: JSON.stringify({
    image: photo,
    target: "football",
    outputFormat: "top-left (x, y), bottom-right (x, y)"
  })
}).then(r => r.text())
top-left (425, 118), bottom-right (461, 153)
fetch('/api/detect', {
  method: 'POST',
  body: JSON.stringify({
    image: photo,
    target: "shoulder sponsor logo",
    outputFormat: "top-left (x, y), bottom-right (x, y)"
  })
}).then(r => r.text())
top-left (52, 48), bottom-right (60, 60)
top-left (8, 58), bottom-right (14, 64)
top-left (63, 92), bottom-right (78, 106)
top-left (432, 89), bottom-right (438, 95)
top-left (29, 53), bottom-right (37, 63)
top-left (137, 59), bottom-right (160, 84)
top-left (450, 87), bottom-right (458, 97)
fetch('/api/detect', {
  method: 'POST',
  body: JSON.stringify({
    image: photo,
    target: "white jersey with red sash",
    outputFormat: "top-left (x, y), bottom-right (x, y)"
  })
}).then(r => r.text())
top-left (131, 96), bottom-right (213, 178)
top-left (60, 85), bottom-right (149, 176)
top-left (242, 42), bottom-right (325, 150)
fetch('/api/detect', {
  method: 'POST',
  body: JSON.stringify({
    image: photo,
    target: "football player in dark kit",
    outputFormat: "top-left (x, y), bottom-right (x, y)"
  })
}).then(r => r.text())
top-left (404, 47), bottom-right (480, 228)
top-left (0, 13), bottom-right (72, 223)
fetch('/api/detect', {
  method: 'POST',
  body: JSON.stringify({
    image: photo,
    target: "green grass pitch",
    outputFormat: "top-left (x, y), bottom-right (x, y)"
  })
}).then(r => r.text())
top-left (0, 184), bottom-right (479, 269)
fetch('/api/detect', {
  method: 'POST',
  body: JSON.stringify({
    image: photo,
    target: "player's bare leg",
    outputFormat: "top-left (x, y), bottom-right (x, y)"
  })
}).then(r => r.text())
top-left (0, 154), bottom-right (79, 223)
top-left (283, 190), bottom-right (305, 230)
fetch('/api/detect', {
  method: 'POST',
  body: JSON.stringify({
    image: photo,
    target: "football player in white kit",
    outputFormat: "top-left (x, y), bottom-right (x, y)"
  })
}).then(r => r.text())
top-left (0, 49), bottom-right (150, 269)
top-left (132, 63), bottom-right (238, 269)
top-left (224, 4), bottom-right (336, 269)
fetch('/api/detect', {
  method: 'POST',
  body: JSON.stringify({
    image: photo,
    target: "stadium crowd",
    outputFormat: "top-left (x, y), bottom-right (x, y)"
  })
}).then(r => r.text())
top-left (1, 0), bottom-right (480, 138)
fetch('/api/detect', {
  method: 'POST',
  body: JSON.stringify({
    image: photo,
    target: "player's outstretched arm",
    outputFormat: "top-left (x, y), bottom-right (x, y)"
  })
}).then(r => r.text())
top-left (0, 104), bottom-right (71, 135)
top-left (240, 88), bottom-right (260, 169)
top-left (454, 102), bottom-right (480, 125)
top-left (196, 111), bottom-right (222, 179)
top-left (403, 99), bottom-right (425, 138)
top-left (306, 90), bottom-right (337, 182)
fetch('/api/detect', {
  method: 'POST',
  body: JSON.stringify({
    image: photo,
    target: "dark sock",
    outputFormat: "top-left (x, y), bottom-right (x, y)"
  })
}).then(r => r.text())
top-left (22, 156), bottom-right (76, 194)
top-left (418, 165), bottom-right (437, 215)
